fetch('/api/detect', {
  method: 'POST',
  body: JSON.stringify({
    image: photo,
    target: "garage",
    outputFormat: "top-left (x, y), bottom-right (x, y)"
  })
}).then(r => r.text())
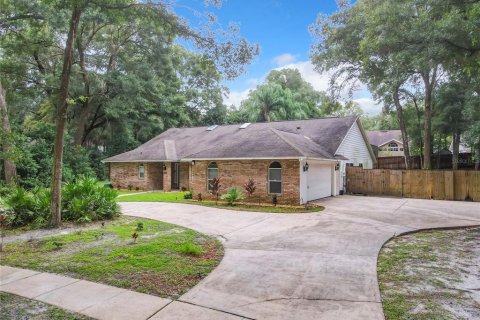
top-left (305, 161), bottom-right (333, 201)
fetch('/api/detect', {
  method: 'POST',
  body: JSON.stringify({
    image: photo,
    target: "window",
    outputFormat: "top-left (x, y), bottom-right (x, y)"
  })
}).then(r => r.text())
top-left (207, 162), bottom-right (218, 191)
top-left (138, 164), bottom-right (145, 179)
top-left (387, 142), bottom-right (399, 151)
top-left (268, 162), bottom-right (282, 194)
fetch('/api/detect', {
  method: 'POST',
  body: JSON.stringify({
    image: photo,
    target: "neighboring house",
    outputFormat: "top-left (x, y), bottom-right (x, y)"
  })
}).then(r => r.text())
top-left (449, 140), bottom-right (471, 154)
top-left (367, 130), bottom-right (405, 158)
top-left (103, 116), bottom-right (375, 205)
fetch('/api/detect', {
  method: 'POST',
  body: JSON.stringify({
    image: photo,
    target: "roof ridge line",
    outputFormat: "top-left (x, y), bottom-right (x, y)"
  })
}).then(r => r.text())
top-left (268, 127), bottom-right (306, 156)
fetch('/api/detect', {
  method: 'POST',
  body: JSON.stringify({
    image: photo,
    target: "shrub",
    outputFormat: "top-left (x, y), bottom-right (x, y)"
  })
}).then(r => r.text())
top-left (178, 241), bottom-right (202, 256)
top-left (4, 187), bottom-right (35, 226)
top-left (221, 187), bottom-right (245, 205)
top-left (183, 191), bottom-right (193, 199)
top-left (62, 177), bottom-right (120, 223)
top-left (209, 177), bottom-right (221, 204)
top-left (244, 179), bottom-right (256, 202)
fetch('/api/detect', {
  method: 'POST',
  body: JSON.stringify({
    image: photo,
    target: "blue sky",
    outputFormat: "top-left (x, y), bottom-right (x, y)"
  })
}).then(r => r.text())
top-left (174, 0), bottom-right (381, 114)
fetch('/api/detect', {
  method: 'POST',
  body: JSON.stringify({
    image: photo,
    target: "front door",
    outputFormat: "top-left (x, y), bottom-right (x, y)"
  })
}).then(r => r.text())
top-left (171, 162), bottom-right (180, 190)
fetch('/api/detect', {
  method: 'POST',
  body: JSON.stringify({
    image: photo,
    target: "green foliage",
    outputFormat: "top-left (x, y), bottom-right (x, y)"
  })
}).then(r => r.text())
top-left (62, 177), bottom-right (120, 223)
top-left (3, 187), bottom-right (35, 227)
top-left (178, 241), bottom-right (202, 256)
top-left (220, 187), bottom-right (245, 205)
top-left (3, 177), bottom-right (119, 227)
top-left (183, 191), bottom-right (193, 199)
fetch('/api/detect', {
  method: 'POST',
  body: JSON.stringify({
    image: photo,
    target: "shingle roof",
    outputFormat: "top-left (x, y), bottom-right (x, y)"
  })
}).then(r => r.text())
top-left (103, 116), bottom-right (358, 162)
top-left (366, 130), bottom-right (402, 147)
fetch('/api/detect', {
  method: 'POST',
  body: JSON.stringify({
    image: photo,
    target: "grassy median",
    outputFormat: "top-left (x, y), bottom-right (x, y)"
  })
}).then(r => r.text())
top-left (1, 216), bottom-right (223, 299)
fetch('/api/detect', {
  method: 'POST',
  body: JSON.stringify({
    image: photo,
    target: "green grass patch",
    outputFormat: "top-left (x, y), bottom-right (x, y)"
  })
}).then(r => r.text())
top-left (178, 241), bottom-right (202, 256)
top-left (0, 292), bottom-right (91, 320)
top-left (116, 191), bottom-right (187, 202)
top-left (117, 192), bottom-right (324, 213)
top-left (115, 189), bottom-right (144, 195)
top-left (0, 216), bottom-right (223, 299)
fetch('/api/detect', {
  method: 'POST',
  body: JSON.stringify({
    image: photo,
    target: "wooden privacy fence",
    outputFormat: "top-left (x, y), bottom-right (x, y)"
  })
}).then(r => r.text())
top-left (346, 167), bottom-right (480, 202)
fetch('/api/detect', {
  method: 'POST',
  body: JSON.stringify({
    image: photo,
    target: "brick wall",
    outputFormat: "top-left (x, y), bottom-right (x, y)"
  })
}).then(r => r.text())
top-left (179, 162), bottom-right (190, 191)
top-left (190, 159), bottom-right (300, 205)
top-left (110, 162), bottom-right (163, 191)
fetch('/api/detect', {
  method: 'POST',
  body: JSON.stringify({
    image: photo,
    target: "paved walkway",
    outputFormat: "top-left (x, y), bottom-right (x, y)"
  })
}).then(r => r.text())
top-left (2, 196), bottom-right (480, 319)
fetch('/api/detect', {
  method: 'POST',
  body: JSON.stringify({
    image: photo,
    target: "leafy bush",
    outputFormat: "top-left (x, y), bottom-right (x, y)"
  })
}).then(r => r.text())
top-left (209, 177), bottom-right (221, 204)
top-left (62, 177), bottom-right (120, 223)
top-left (183, 191), bottom-right (193, 199)
top-left (244, 179), bottom-right (256, 201)
top-left (4, 177), bottom-right (119, 227)
top-left (178, 241), bottom-right (202, 256)
top-left (221, 187), bottom-right (245, 205)
top-left (3, 187), bottom-right (35, 226)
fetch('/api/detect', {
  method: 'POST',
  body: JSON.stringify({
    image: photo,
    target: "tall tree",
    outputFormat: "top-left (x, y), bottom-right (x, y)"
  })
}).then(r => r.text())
top-left (2, 0), bottom-right (258, 226)
top-left (0, 82), bottom-right (17, 184)
top-left (310, 0), bottom-right (479, 169)
top-left (50, 4), bottom-right (82, 226)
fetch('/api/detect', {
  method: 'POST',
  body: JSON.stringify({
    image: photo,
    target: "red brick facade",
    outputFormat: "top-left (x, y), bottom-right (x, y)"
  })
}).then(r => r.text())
top-left (110, 159), bottom-right (301, 204)
top-left (190, 159), bottom-right (300, 205)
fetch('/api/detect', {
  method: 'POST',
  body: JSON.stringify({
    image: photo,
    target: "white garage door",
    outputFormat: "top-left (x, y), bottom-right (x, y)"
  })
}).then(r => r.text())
top-left (307, 162), bottom-right (332, 201)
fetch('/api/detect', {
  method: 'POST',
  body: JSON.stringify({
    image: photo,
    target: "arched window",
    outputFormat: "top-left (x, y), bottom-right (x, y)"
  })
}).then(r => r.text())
top-left (268, 162), bottom-right (282, 194)
top-left (138, 163), bottom-right (145, 179)
top-left (387, 142), bottom-right (399, 151)
top-left (207, 162), bottom-right (218, 191)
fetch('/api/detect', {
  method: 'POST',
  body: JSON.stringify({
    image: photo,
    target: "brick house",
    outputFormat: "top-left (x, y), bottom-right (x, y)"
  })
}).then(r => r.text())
top-left (103, 116), bottom-right (375, 205)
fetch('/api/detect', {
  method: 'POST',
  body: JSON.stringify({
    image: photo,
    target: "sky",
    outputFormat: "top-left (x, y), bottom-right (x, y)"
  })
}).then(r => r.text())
top-left (175, 0), bottom-right (381, 115)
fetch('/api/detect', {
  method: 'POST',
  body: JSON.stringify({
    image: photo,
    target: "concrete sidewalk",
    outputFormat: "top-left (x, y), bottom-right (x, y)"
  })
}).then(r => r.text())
top-left (0, 266), bottom-right (247, 320)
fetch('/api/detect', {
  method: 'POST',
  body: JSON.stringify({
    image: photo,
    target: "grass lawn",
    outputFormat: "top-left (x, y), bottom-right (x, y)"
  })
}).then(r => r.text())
top-left (1, 216), bottom-right (223, 299)
top-left (0, 292), bottom-right (91, 320)
top-left (378, 227), bottom-right (480, 320)
top-left (115, 189), bottom-right (145, 195)
top-left (117, 192), bottom-right (324, 213)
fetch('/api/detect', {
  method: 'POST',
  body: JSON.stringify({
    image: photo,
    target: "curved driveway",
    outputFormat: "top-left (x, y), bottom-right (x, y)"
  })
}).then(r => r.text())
top-left (120, 196), bottom-right (480, 320)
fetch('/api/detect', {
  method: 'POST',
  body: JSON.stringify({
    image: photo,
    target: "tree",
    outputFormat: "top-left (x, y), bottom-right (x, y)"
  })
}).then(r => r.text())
top-left (310, 0), bottom-right (479, 169)
top-left (241, 83), bottom-right (288, 122)
top-left (2, 0), bottom-right (258, 226)
top-left (0, 82), bottom-right (17, 184)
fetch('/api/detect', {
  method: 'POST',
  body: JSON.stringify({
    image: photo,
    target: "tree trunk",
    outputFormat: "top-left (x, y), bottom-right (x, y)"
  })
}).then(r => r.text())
top-left (421, 69), bottom-right (437, 170)
top-left (452, 130), bottom-right (460, 170)
top-left (74, 33), bottom-right (91, 145)
top-left (475, 141), bottom-right (480, 171)
top-left (0, 83), bottom-right (17, 184)
top-left (49, 6), bottom-right (82, 227)
top-left (412, 96), bottom-right (423, 169)
top-left (393, 87), bottom-right (411, 169)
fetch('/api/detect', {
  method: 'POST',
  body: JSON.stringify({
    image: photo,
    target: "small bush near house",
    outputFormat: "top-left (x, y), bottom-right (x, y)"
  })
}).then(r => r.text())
top-left (221, 187), bottom-right (245, 205)
top-left (179, 241), bottom-right (202, 256)
top-left (244, 179), bottom-right (256, 204)
top-left (183, 191), bottom-right (193, 199)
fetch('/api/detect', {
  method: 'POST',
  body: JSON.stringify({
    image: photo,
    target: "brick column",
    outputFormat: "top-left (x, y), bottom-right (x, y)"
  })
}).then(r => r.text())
top-left (163, 162), bottom-right (171, 192)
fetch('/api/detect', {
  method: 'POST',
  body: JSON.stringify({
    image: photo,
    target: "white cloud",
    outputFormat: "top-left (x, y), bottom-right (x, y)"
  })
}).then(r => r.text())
top-left (272, 53), bottom-right (298, 67)
top-left (353, 97), bottom-right (383, 115)
top-left (225, 60), bottom-right (382, 115)
top-left (224, 88), bottom-right (251, 108)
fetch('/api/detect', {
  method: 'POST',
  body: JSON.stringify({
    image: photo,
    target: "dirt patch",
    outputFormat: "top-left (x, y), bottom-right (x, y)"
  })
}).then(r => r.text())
top-left (0, 292), bottom-right (91, 320)
top-left (378, 227), bottom-right (480, 320)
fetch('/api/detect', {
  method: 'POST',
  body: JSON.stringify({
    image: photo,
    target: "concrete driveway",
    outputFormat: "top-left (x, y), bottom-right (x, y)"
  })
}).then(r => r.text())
top-left (120, 196), bottom-right (480, 320)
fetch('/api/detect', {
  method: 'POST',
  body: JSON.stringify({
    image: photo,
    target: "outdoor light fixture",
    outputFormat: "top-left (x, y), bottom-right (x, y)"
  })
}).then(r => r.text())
top-left (163, 164), bottom-right (167, 171)
top-left (303, 162), bottom-right (309, 172)
top-left (335, 163), bottom-right (340, 171)
top-left (191, 160), bottom-right (196, 166)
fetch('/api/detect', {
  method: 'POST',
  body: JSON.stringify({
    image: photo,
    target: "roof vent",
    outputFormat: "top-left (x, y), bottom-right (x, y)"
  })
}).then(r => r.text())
top-left (239, 122), bottom-right (251, 129)
top-left (206, 125), bottom-right (218, 131)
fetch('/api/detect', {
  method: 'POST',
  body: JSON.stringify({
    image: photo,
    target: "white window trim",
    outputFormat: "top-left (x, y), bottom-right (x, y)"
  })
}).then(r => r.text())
top-left (268, 165), bottom-right (282, 195)
top-left (138, 164), bottom-right (145, 179)
top-left (207, 162), bottom-right (218, 191)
